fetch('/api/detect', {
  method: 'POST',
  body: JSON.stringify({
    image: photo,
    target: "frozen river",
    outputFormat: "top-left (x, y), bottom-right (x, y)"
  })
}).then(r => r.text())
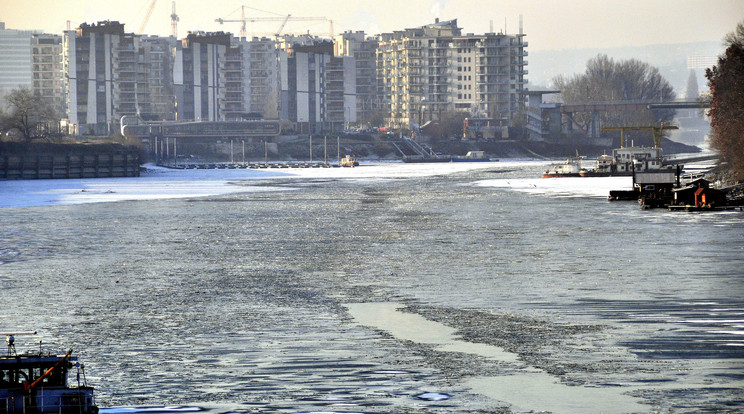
top-left (1, 161), bottom-right (743, 413)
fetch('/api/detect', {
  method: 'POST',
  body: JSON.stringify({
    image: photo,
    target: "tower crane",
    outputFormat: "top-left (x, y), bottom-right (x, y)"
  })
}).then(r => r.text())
top-left (215, 6), bottom-right (329, 38)
top-left (170, 1), bottom-right (179, 38)
top-left (138, 0), bottom-right (157, 34)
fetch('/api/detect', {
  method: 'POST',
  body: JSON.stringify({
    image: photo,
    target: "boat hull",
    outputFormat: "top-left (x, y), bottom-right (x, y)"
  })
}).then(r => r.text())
top-left (541, 173), bottom-right (582, 178)
top-left (451, 158), bottom-right (492, 162)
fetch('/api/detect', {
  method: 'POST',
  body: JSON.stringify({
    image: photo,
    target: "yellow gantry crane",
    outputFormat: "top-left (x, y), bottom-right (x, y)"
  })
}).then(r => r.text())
top-left (601, 122), bottom-right (679, 148)
top-left (215, 6), bottom-right (329, 38)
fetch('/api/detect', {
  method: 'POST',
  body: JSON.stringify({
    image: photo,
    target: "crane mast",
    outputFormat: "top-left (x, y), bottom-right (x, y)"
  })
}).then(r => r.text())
top-left (138, 0), bottom-right (157, 34)
top-left (171, 1), bottom-right (179, 38)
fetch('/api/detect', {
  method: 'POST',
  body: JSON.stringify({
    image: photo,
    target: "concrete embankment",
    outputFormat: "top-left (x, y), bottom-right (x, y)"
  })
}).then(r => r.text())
top-left (0, 142), bottom-right (141, 179)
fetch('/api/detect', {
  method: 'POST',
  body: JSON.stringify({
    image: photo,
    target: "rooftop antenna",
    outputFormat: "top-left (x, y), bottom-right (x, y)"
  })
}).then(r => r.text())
top-left (489, 20), bottom-right (493, 33)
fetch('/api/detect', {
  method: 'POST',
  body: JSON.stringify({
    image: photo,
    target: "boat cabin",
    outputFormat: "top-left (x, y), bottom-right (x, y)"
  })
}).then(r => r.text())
top-left (673, 179), bottom-right (728, 207)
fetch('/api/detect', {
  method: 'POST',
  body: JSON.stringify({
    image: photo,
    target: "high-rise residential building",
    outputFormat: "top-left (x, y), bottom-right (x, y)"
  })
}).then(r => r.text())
top-left (376, 19), bottom-right (527, 130)
top-left (279, 40), bottom-right (356, 134)
top-left (0, 22), bottom-right (34, 98)
top-left (0, 23), bottom-right (66, 118)
top-left (334, 31), bottom-right (378, 127)
top-left (174, 31), bottom-right (230, 122)
top-left (137, 36), bottom-right (176, 122)
top-left (64, 21), bottom-right (177, 135)
top-left (31, 33), bottom-right (66, 116)
top-left (174, 32), bottom-right (279, 122)
top-left (243, 37), bottom-right (279, 119)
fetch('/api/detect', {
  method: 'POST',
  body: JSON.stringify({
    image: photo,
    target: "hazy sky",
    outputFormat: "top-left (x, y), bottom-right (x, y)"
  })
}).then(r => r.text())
top-left (1, 0), bottom-right (741, 50)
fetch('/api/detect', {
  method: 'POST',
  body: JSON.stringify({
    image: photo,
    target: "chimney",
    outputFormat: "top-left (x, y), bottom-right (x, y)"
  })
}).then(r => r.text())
top-left (435, 18), bottom-right (439, 23)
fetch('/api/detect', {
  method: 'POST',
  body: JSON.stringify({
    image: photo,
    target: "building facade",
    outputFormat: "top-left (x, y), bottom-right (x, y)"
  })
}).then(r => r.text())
top-left (334, 31), bottom-right (378, 127)
top-left (174, 32), bottom-right (280, 122)
top-left (376, 19), bottom-right (527, 131)
top-left (64, 21), bottom-right (178, 135)
top-left (280, 41), bottom-right (356, 134)
top-left (31, 33), bottom-right (66, 117)
top-left (0, 22), bottom-right (34, 98)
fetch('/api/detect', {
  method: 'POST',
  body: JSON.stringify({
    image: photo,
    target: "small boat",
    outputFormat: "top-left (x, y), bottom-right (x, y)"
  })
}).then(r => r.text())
top-left (340, 155), bottom-right (359, 167)
top-left (451, 151), bottom-right (492, 162)
top-left (542, 156), bottom-right (583, 178)
top-left (1, 332), bottom-right (98, 414)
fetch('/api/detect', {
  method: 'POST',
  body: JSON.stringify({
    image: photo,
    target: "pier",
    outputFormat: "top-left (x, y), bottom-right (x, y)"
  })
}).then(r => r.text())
top-left (161, 161), bottom-right (343, 170)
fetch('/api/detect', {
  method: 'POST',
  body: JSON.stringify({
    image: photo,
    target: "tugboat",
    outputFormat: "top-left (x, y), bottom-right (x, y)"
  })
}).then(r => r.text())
top-left (1, 332), bottom-right (98, 414)
top-left (542, 156), bottom-right (584, 178)
top-left (340, 155), bottom-right (359, 167)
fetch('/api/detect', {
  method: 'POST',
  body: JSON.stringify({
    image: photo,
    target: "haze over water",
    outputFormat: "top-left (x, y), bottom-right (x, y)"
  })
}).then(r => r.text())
top-left (2, 162), bottom-right (743, 413)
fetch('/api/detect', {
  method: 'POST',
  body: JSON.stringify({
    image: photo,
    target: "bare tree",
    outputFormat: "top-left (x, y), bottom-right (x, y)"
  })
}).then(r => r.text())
top-left (1, 86), bottom-right (59, 142)
top-left (552, 54), bottom-right (676, 130)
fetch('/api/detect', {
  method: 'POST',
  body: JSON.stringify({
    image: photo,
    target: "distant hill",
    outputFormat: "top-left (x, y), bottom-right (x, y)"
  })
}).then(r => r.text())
top-left (528, 41), bottom-right (724, 95)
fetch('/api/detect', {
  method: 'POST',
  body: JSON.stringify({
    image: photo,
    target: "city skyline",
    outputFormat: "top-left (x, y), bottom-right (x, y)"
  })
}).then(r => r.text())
top-left (2, 0), bottom-right (742, 51)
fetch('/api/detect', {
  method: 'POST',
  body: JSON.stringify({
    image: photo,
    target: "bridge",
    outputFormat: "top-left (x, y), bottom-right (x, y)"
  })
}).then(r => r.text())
top-left (122, 120), bottom-right (281, 141)
top-left (559, 100), bottom-right (710, 139)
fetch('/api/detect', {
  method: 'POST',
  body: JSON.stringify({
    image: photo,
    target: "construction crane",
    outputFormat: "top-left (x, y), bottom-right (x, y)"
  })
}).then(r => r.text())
top-left (601, 122), bottom-right (679, 148)
top-left (138, 0), bottom-right (157, 34)
top-left (170, 1), bottom-right (179, 38)
top-left (215, 6), bottom-right (329, 38)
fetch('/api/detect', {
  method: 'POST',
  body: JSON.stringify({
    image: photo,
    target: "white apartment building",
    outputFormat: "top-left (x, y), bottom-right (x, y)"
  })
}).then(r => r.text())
top-left (377, 19), bottom-right (527, 130)
top-left (31, 33), bottom-right (66, 116)
top-left (0, 22), bottom-right (33, 98)
top-left (333, 31), bottom-right (378, 127)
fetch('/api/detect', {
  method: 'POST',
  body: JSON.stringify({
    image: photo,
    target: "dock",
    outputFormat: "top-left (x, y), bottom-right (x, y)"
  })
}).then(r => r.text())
top-left (161, 162), bottom-right (341, 170)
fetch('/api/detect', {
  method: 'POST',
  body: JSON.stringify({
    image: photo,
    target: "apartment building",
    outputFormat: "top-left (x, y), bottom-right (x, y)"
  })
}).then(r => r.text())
top-left (174, 32), bottom-right (280, 122)
top-left (280, 40), bottom-right (356, 134)
top-left (333, 31), bottom-right (378, 126)
top-left (31, 33), bottom-right (66, 116)
top-left (0, 22), bottom-right (33, 97)
top-left (174, 31), bottom-right (228, 122)
top-left (376, 19), bottom-right (527, 130)
top-left (244, 37), bottom-right (279, 119)
top-left (0, 23), bottom-right (66, 117)
top-left (64, 21), bottom-right (178, 135)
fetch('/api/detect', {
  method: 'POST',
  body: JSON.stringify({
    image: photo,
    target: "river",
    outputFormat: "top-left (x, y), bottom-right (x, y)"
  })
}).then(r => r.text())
top-left (1, 161), bottom-right (742, 413)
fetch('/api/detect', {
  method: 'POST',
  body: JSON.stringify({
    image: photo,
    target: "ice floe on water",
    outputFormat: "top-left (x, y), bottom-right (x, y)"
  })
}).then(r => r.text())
top-left (99, 407), bottom-right (204, 414)
top-left (0, 161), bottom-right (502, 208)
top-left (475, 175), bottom-right (634, 199)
